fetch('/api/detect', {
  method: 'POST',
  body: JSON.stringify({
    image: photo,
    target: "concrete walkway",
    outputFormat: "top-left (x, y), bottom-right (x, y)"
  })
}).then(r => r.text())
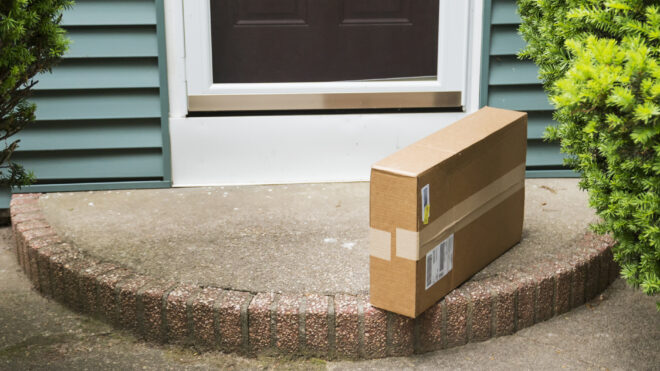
top-left (37, 179), bottom-right (595, 294)
top-left (1, 227), bottom-right (658, 370)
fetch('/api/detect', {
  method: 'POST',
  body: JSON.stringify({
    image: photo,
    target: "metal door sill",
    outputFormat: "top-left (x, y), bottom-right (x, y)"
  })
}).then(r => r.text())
top-left (188, 91), bottom-right (462, 112)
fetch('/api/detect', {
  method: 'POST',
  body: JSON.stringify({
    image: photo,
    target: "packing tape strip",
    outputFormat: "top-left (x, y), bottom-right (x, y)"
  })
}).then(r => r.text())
top-left (395, 163), bottom-right (526, 261)
top-left (369, 228), bottom-right (392, 261)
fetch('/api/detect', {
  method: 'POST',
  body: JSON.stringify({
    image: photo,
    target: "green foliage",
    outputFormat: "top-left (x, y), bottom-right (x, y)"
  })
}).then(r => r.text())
top-left (0, 0), bottom-right (72, 188)
top-left (519, 0), bottom-right (660, 308)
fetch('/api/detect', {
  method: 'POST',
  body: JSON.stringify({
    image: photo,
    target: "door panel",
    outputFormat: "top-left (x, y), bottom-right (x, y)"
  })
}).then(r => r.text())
top-left (234, 0), bottom-right (308, 26)
top-left (210, 0), bottom-right (438, 83)
top-left (341, 0), bottom-right (411, 25)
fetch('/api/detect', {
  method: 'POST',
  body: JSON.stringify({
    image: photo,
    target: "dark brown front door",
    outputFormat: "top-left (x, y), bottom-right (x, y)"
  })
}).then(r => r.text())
top-left (210, 0), bottom-right (439, 83)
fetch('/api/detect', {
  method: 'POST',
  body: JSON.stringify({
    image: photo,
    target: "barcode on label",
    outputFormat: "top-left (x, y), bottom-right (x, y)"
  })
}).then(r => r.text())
top-left (425, 234), bottom-right (454, 290)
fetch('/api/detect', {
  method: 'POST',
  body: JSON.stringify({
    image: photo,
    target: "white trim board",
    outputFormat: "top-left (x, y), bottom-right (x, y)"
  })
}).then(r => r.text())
top-left (170, 112), bottom-right (470, 186)
top-left (164, 0), bottom-right (187, 118)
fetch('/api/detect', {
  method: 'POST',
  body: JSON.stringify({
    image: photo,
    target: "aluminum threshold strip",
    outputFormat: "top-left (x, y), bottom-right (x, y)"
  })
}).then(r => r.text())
top-left (188, 91), bottom-right (462, 112)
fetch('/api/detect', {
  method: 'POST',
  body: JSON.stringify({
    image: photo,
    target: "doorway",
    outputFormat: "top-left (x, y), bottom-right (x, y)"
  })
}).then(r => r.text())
top-left (210, 0), bottom-right (439, 83)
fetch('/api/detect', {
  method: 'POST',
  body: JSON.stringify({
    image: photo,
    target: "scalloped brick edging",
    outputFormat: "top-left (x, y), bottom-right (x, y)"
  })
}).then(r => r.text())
top-left (10, 193), bottom-right (620, 359)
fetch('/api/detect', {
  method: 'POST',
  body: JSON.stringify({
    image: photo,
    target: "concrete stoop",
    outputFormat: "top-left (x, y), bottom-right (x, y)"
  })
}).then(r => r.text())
top-left (10, 192), bottom-right (618, 360)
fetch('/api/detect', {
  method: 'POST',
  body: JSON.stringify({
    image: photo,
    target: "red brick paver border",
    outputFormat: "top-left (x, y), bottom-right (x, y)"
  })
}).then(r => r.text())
top-left (10, 194), bottom-right (619, 359)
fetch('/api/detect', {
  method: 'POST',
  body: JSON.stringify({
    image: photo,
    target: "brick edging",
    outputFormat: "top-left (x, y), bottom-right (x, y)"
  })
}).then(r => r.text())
top-left (10, 193), bottom-right (620, 360)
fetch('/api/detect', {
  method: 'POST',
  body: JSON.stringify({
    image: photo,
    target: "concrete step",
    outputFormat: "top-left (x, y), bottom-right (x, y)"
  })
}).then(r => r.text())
top-left (9, 179), bottom-right (618, 359)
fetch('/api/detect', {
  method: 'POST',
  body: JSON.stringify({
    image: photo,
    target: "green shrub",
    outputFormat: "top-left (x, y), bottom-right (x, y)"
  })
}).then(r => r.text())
top-left (0, 0), bottom-right (72, 188)
top-left (518, 0), bottom-right (659, 308)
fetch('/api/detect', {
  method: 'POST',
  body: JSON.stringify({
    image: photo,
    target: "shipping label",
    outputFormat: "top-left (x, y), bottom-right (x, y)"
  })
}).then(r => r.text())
top-left (425, 234), bottom-right (454, 290)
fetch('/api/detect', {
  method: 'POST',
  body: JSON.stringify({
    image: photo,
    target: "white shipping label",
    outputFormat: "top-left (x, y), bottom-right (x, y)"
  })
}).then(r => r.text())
top-left (425, 234), bottom-right (454, 290)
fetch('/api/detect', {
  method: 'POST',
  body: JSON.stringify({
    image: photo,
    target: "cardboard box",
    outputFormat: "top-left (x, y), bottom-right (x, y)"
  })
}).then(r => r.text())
top-left (369, 106), bottom-right (527, 318)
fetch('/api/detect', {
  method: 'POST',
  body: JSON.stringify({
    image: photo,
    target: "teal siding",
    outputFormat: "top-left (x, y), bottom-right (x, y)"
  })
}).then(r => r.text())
top-left (64, 28), bottom-right (159, 58)
top-left (61, 0), bottom-right (156, 26)
top-left (34, 59), bottom-right (160, 90)
top-left (481, 0), bottom-right (574, 177)
top-left (2, 0), bottom-right (170, 207)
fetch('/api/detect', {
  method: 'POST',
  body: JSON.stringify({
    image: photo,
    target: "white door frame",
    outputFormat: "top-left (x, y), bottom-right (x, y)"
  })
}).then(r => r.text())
top-left (182, 0), bottom-right (469, 97)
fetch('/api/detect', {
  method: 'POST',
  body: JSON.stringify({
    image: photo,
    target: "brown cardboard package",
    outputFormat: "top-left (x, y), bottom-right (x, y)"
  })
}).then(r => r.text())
top-left (369, 106), bottom-right (527, 318)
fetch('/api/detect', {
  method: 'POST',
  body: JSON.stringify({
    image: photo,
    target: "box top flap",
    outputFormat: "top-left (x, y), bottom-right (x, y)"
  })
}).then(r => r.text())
top-left (372, 107), bottom-right (527, 177)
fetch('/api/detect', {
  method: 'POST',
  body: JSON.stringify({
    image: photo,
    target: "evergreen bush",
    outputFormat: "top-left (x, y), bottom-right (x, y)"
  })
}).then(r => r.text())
top-left (0, 0), bottom-right (72, 188)
top-left (518, 0), bottom-right (659, 307)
